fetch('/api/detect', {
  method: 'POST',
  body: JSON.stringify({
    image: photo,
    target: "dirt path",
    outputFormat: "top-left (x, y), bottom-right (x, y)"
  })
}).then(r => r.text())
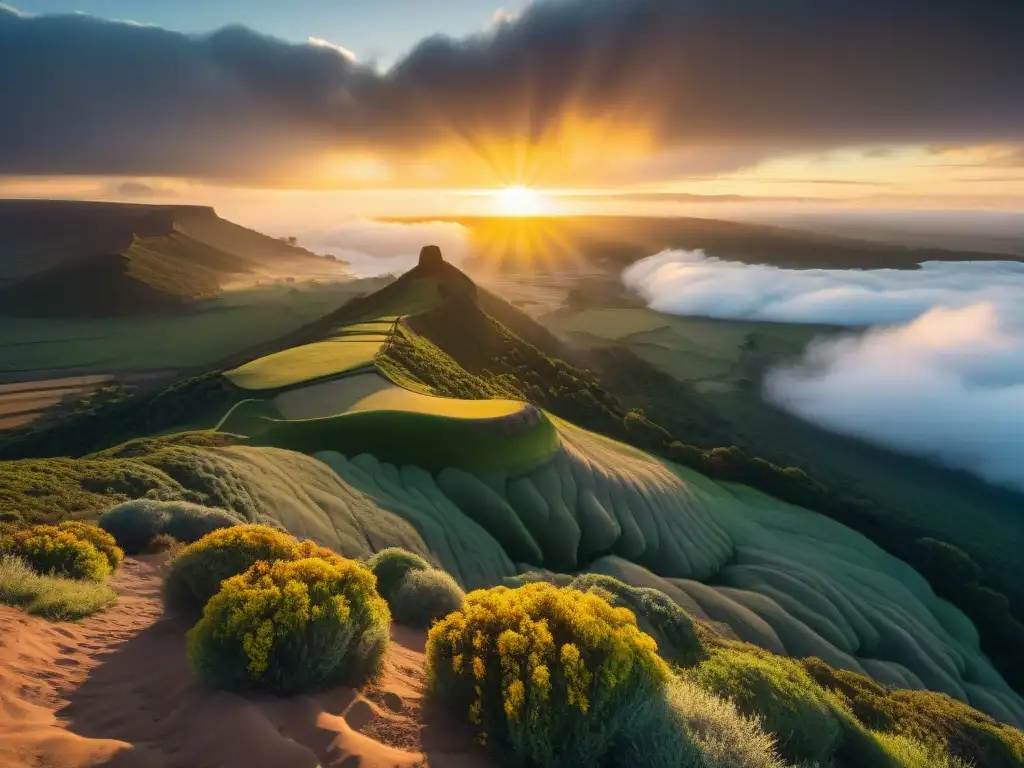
top-left (0, 557), bottom-right (489, 768)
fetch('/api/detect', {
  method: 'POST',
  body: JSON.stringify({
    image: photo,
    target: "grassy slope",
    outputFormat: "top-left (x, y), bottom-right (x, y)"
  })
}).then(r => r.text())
top-left (544, 305), bottom-right (1024, 611)
top-left (378, 272), bottom-right (1024, 696)
top-left (0, 200), bottom-right (347, 318)
top-left (274, 374), bottom-right (526, 419)
top-left (4, 252), bottom-right (1024, 699)
top-left (0, 281), bottom-right (378, 377)
top-left (224, 339), bottom-right (385, 391)
top-left (251, 407), bottom-right (558, 475)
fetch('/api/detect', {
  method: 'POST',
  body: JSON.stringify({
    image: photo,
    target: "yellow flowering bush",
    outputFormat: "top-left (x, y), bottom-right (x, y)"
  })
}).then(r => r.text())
top-left (57, 521), bottom-right (124, 570)
top-left (3, 525), bottom-right (111, 582)
top-left (186, 556), bottom-right (390, 693)
top-left (164, 525), bottom-right (304, 613)
top-left (426, 582), bottom-right (670, 767)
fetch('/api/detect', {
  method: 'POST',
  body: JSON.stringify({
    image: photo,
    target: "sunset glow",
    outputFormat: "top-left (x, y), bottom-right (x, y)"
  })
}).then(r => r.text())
top-left (492, 186), bottom-right (549, 217)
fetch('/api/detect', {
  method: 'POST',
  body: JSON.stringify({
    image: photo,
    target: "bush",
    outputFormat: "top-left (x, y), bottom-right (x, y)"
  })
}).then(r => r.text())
top-left (3, 525), bottom-right (111, 581)
top-left (366, 547), bottom-right (431, 601)
top-left (872, 731), bottom-right (973, 768)
top-left (801, 657), bottom-right (1024, 768)
top-left (569, 574), bottom-right (707, 667)
top-left (0, 554), bottom-right (117, 620)
top-left (691, 646), bottom-right (847, 765)
top-left (99, 499), bottom-right (239, 554)
top-left (426, 582), bottom-right (669, 767)
top-left (164, 524), bottom-right (299, 613)
top-left (160, 502), bottom-right (241, 545)
top-left (144, 533), bottom-right (182, 555)
top-left (57, 521), bottom-right (123, 570)
top-left (390, 569), bottom-right (464, 628)
top-left (187, 556), bottom-right (390, 693)
top-left (619, 676), bottom-right (785, 768)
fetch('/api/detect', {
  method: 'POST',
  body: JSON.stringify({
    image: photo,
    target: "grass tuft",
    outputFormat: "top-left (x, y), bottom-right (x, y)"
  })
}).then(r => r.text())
top-left (0, 555), bottom-right (116, 620)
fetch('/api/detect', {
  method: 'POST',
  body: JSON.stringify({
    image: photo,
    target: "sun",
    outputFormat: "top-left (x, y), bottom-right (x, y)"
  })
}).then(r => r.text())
top-left (492, 185), bottom-right (548, 216)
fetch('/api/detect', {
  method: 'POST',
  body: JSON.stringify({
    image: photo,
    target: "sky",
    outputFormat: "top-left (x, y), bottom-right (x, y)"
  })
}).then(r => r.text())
top-left (2, 0), bottom-right (1024, 225)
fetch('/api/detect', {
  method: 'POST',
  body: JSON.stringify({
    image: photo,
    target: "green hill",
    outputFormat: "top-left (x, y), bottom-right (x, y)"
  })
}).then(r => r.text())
top-left (0, 200), bottom-right (347, 317)
top-left (2, 245), bottom-right (1024, 748)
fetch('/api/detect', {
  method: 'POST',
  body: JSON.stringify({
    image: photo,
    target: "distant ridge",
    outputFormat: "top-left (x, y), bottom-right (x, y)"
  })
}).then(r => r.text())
top-left (0, 199), bottom-right (347, 317)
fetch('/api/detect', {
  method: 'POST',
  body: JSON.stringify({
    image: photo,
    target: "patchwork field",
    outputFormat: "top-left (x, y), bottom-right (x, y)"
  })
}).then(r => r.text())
top-left (0, 375), bottom-right (114, 429)
top-left (541, 306), bottom-right (839, 385)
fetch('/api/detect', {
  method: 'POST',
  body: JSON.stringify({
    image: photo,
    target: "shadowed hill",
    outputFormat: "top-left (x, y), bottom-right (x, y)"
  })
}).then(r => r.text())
top-left (391, 214), bottom-right (1023, 272)
top-left (0, 199), bottom-right (347, 317)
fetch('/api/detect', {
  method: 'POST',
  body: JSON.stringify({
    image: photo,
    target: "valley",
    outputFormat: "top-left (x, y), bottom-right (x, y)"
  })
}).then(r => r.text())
top-left (2, 209), bottom-right (1022, 768)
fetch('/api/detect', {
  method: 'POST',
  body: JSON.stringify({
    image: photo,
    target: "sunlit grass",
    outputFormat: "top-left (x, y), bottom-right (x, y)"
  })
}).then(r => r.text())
top-left (0, 555), bottom-right (117, 620)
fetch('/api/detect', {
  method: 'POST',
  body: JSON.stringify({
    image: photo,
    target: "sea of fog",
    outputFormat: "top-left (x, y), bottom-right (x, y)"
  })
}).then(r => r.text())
top-left (293, 219), bottom-right (470, 278)
top-left (624, 250), bottom-right (1024, 492)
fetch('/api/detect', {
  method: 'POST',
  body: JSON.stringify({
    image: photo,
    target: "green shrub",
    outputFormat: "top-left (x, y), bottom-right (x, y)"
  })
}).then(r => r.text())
top-left (3, 525), bottom-right (111, 581)
top-left (801, 657), bottom-right (1024, 768)
top-left (99, 499), bottom-right (238, 554)
top-left (569, 574), bottom-right (707, 667)
top-left (872, 731), bottom-right (973, 768)
top-left (0, 554), bottom-right (117, 620)
top-left (426, 582), bottom-right (669, 767)
top-left (366, 547), bottom-right (431, 600)
top-left (390, 569), bottom-right (464, 628)
top-left (187, 556), bottom-right (390, 693)
top-left (619, 676), bottom-right (785, 768)
top-left (691, 646), bottom-right (847, 765)
top-left (159, 502), bottom-right (241, 545)
top-left (57, 521), bottom-right (123, 570)
top-left (144, 533), bottom-right (182, 555)
top-left (164, 524), bottom-right (299, 613)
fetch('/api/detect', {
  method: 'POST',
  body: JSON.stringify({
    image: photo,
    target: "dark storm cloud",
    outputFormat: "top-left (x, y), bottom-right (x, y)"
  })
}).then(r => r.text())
top-left (1, 0), bottom-right (1023, 178)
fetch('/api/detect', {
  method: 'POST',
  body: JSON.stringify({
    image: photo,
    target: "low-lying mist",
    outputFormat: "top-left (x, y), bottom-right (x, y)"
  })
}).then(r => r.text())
top-left (623, 250), bottom-right (1024, 491)
top-left (293, 219), bottom-right (470, 278)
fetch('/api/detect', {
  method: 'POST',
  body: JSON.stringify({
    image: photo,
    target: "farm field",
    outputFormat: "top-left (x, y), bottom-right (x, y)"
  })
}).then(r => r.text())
top-left (0, 375), bottom-right (113, 429)
top-left (541, 306), bottom-right (840, 384)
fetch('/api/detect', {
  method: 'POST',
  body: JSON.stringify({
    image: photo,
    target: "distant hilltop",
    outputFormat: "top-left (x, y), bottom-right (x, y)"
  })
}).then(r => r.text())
top-left (0, 199), bottom-right (348, 318)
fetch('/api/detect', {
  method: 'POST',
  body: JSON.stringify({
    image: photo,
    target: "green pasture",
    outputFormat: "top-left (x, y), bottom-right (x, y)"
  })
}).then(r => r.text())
top-left (0, 281), bottom-right (375, 380)
top-left (543, 307), bottom-right (839, 383)
top-left (224, 339), bottom-right (384, 391)
top-left (249, 407), bottom-right (559, 475)
top-left (273, 373), bottom-right (526, 421)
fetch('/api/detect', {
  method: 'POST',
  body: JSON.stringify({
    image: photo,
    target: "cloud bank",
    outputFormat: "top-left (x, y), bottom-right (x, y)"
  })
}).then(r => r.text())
top-left (623, 251), bottom-right (1024, 491)
top-left (295, 219), bottom-right (470, 278)
top-left (1, 0), bottom-right (1023, 182)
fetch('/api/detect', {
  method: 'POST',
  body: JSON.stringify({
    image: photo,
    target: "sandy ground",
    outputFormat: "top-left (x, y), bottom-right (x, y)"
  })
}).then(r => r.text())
top-left (0, 557), bottom-right (490, 768)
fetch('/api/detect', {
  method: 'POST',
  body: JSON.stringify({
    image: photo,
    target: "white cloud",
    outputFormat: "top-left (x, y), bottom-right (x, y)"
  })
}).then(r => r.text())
top-left (622, 249), bottom-right (1024, 326)
top-left (623, 250), bottom-right (1024, 491)
top-left (292, 219), bottom-right (470, 278)
top-left (307, 36), bottom-right (357, 62)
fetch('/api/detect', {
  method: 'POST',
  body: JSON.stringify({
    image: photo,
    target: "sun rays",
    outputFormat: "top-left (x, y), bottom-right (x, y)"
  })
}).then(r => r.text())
top-left (492, 186), bottom-right (549, 217)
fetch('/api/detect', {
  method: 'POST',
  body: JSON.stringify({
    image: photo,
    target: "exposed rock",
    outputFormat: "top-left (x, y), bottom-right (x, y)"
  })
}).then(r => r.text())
top-left (418, 245), bottom-right (444, 268)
